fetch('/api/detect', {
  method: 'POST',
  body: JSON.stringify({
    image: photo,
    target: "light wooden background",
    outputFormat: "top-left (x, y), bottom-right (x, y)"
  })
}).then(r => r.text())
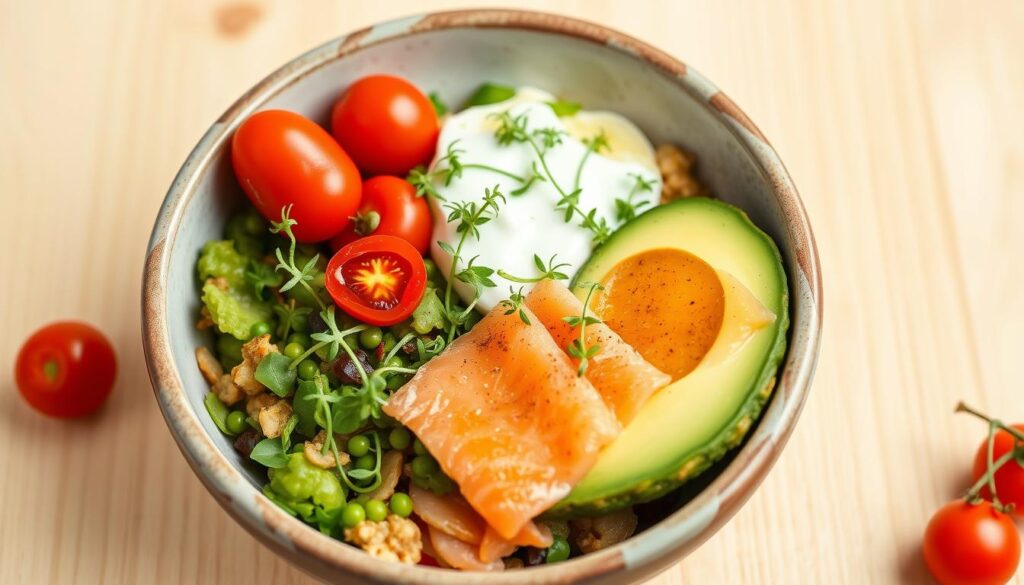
top-left (1, 0), bottom-right (1021, 583)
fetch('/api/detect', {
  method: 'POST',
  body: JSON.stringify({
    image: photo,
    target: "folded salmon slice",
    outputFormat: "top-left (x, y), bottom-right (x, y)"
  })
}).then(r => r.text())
top-left (384, 305), bottom-right (620, 539)
top-left (525, 279), bottom-right (672, 425)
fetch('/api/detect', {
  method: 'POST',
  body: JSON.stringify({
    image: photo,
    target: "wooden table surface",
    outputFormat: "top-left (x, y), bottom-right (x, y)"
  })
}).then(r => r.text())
top-left (2, 0), bottom-right (1022, 583)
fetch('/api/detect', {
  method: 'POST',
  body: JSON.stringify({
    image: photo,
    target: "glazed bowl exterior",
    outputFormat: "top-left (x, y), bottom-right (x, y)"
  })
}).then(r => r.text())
top-left (142, 9), bottom-right (822, 584)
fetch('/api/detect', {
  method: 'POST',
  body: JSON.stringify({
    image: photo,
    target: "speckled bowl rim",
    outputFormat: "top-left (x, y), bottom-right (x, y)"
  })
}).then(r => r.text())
top-left (143, 9), bottom-right (822, 584)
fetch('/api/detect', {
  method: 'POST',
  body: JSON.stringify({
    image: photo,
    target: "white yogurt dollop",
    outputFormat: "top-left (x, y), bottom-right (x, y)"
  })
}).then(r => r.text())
top-left (429, 87), bottom-right (661, 312)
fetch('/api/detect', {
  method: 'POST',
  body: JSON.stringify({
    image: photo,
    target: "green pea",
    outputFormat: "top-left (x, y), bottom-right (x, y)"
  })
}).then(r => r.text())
top-left (341, 502), bottom-right (366, 528)
top-left (225, 411), bottom-right (247, 435)
top-left (375, 414), bottom-right (397, 429)
top-left (413, 438), bottom-right (429, 457)
top-left (384, 355), bottom-right (406, 369)
top-left (545, 537), bottom-right (570, 563)
top-left (380, 333), bottom-right (397, 354)
top-left (249, 321), bottom-right (272, 339)
top-left (242, 210), bottom-right (266, 236)
top-left (217, 335), bottom-right (244, 361)
top-left (423, 258), bottom-right (438, 279)
top-left (347, 435), bottom-right (371, 458)
top-left (365, 499), bottom-right (388, 522)
top-left (297, 359), bottom-right (319, 380)
top-left (355, 454), bottom-right (375, 471)
top-left (411, 455), bottom-right (438, 477)
top-left (283, 342), bottom-right (305, 360)
top-left (389, 428), bottom-right (412, 451)
top-left (288, 332), bottom-right (312, 348)
top-left (389, 493), bottom-right (413, 518)
top-left (359, 327), bottom-right (383, 350)
top-left (386, 375), bottom-right (407, 391)
top-left (391, 321), bottom-right (415, 339)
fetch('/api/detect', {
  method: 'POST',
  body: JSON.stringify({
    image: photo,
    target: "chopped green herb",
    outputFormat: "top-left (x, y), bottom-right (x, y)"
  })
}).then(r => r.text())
top-left (203, 391), bottom-right (232, 435)
top-left (428, 91), bottom-right (448, 117)
top-left (254, 352), bottom-right (297, 397)
top-left (465, 82), bottom-right (516, 107)
top-left (546, 99), bottom-right (582, 117)
top-left (250, 437), bottom-right (290, 468)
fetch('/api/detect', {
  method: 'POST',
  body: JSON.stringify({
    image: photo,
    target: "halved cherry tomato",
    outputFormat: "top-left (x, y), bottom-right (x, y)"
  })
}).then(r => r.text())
top-left (15, 321), bottom-right (117, 418)
top-left (325, 235), bottom-right (427, 326)
top-left (972, 424), bottom-right (1024, 516)
top-left (330, 75), bottom-right (439, 176)
top-left (329, 176), bottom-right (433, 254)
top-left (923, 499), bottom-right (1020, 585)
top-left (232, 110), bottom-right (362, 243)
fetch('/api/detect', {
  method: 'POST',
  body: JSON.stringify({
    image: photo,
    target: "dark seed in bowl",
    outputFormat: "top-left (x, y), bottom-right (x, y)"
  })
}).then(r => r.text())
top-left (329, 349), bottom-right (375, 385)
top-left (233, 429), bottom-right (261, 457)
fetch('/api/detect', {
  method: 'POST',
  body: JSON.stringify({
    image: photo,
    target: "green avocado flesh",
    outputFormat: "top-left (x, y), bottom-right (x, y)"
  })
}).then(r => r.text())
top-left (552, 197), bottom-right (790, 517)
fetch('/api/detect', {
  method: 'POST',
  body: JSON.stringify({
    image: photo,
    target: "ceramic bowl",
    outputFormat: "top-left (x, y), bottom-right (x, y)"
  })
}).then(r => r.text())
top-left (143, 9), bottom-right (822, 584)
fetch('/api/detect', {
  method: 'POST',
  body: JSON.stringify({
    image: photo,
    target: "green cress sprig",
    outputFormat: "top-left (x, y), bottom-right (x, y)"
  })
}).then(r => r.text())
top-left (615, 173), bottom-right (656, 222)
top-left (490, 111), bottom-right (614, 245)
top-left (407, 141), bottom-right (547, 199)
top-left (438, 185), bottom-right (506, 342)
top-left (497, 254), bottom-right (571, 284)
top-left (563, 282), bottom-right (605, 376)
top-left (500, 286), bottom-right (531, 325)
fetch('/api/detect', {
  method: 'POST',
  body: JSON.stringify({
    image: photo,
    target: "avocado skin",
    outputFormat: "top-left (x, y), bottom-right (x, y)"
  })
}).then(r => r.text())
top-left (547, 197), bottom-right (790, 519)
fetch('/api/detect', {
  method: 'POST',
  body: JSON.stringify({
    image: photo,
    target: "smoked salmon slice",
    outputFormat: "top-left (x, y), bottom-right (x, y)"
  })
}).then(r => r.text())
top-left (525, 279), bottom-right (672, 425)
top-left (384, 304), bottom-right (620, 540)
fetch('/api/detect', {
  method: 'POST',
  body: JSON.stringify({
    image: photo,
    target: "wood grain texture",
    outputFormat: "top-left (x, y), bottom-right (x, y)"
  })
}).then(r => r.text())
top-left (1, 0), bottom-right (1021, 582)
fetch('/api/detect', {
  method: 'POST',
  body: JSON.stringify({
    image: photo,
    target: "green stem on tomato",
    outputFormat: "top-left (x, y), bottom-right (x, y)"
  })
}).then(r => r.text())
top-left (986, 421), bottom-right (1002, 508)
top-left (956, 402), bottom-right (1024, 443)
top-left (966, 450), bottom-right (1015, 504)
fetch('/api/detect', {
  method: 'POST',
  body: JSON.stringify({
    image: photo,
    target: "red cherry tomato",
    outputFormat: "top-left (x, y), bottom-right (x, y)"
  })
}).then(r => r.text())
top-left (325, 235), bottom-right (427, 326)
top-left (923, 499), bottom-right (1020, 585)
top-left (972, 424), bottom-right (1024, 516)
top-left (330, 75), bottom-right (439, 176)
top-left (232, 110), bottom-right (362, 243)
top-left (329, 176), bottom-right (433, 254)
top-left (15, 321), bottom-right (117, 418)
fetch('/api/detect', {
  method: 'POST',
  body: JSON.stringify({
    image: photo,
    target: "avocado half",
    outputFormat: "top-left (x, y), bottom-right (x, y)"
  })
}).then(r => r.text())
top-left (551, 197), bottom-right (790, 517)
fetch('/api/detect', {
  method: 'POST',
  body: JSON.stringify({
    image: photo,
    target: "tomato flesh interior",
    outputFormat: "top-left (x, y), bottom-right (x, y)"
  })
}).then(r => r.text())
top-left (339, 251), bottom-right (411, 310)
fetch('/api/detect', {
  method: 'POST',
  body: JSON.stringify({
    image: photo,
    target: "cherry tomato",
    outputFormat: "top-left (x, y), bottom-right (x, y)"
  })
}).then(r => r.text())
top-left (329, 176), bottom-right (433, 254)
top-left (923, 499), bottom-right (1020, 585)
top-left (325, 235), bottom-right (427, 326)
top-left (330, 75), bottom-right (439, 176)
top-left (15, 321), bottom-right (117, 418)
top-left (232, 110), bottom-right (362, 243)
top-left (972, 424), bottom-right (1024, 516)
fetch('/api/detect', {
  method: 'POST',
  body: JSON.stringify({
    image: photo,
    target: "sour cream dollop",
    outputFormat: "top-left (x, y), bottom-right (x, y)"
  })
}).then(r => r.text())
top-left (429, 87), bottom-right (662, 312)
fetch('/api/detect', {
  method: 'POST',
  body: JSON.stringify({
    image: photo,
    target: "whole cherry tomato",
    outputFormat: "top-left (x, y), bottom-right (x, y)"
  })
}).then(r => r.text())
top-left (972, 424), bottom-right (1024, 516)
top-left (329, 176), bottom-right (433, 254)
top-left (923, 499), bottom-right (1020, 585)
top-left (325, 235), bottom-right (427, 326)
top-left (232, 110), bottom-right (362, 243)
top-left (15, 321), bottom-right (117, 418)
top-left (330, 75), bottom-right (439, 177)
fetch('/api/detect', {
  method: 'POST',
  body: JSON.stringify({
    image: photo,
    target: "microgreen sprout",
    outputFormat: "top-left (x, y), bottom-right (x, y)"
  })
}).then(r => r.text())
top-left (497, 254), bottom-right (571, 284)
top-left (500, 286), bottom-right (532, 325)
top-left (563, 282), bottom-right (605, 376)
top-left (615, 173), bottom-right (656, 222)
top-left (439, 185), bottom-right (506, 341)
